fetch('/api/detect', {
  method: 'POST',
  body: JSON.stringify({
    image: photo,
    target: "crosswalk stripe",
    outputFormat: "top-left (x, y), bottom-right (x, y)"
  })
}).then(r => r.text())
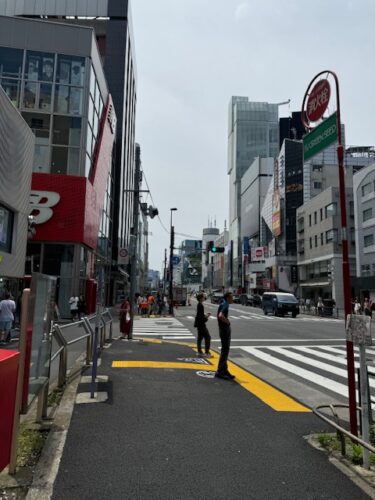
top-left (240, 346), bottom-right (351, 398)
top-left (132, 317), bottom-right (195, 339)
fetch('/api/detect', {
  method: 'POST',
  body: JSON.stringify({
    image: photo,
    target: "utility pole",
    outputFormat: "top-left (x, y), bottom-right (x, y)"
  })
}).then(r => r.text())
top-left (129, 144), bottom-right (141, 339)
top-left (163, 248), bottom-right (167, 294)
top-left (169, 225), bottom-right (175, 314)
top-left (169, 208), bottom-right (177, 315)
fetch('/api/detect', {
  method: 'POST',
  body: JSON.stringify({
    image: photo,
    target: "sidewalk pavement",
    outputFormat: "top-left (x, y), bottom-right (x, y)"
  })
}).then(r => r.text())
top-left (33, 323), bottom-right (372, 499)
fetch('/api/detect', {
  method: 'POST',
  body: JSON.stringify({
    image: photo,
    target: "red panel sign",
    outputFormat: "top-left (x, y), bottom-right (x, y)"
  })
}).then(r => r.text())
top-left (306, 79), bottom-right (330, 122)
top-left (30, 96), bottom-right (115, 250)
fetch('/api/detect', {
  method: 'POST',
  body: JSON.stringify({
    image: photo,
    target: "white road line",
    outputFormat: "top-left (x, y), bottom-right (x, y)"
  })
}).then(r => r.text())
top-left (240, 346), bottom-right (352, 398)
top-left (212, 338), bottom-right (344, 342)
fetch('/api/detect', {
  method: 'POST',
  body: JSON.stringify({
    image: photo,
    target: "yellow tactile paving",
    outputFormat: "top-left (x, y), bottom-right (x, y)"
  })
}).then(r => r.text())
top-left (112, 346), bottom-right (310, 413)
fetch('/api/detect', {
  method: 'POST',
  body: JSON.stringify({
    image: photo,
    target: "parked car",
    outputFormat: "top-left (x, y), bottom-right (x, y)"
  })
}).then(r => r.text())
top-left (262, 292), bottom-right (299, 317)
top-left (232, 294), bottom-right (241, 304)
top-left (240, 294), bottom-right (262, 307)
top-left (210, 292), bottom-right (223, 304)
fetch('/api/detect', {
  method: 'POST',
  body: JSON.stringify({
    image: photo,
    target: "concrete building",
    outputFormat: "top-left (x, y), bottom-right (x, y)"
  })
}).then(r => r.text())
top-left (202, 227), bottom-right (219, 290)
top-left (353, 163), bottom-right (375, 302)
top-left (296, 187), bottom-right (356, 308)
top-left (0, 15), bottom-right (117, 316)
top-left (212, 230), bottom-right (229, 290)
top-left (1, 0), bottom-right (138, 306)
top-left (0, 86), bottom-right (34, 297)
top-left (227, 98), bottom-right (279, 288)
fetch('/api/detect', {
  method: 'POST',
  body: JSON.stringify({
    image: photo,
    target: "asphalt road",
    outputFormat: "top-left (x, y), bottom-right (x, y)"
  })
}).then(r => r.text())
top-left (172, 300), bottom-right (373, 412)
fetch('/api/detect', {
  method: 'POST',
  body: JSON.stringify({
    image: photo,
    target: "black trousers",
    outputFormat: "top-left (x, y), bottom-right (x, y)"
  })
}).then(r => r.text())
top-left (217, 324), bottom-right (231, 374)
top-left (197, 325), bottom-right (211, 353)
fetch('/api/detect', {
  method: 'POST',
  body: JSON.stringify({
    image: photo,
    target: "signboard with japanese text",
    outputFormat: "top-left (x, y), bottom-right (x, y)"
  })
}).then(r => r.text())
top-left (306, 79), bottom-right (331, 122)
top-left (303, 112), bottom-right (338, 161)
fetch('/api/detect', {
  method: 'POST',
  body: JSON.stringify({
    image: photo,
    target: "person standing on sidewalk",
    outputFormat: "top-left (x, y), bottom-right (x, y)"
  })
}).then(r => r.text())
top-left (194, 292), bottom-right (212, 358)
top-left (215, 292), bottom-right (235, 380)
top-left (119, 297), bottom-right (132, 340)
top-left (0, 292), bottom-right (16, 343)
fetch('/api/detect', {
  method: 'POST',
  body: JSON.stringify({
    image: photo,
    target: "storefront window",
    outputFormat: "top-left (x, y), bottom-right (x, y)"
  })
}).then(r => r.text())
top-left (25, 51), bottom-right (55, 82)
top-left (22, 112), bottom-right (50, 139)
top-left (0, 204), bottom-right (14, 253)
top-left (39, 83), bottom-right (52, 111)
top-left (23, 81), bottom-right (37, 108)
top-left (0, 47), bottom-right (23, 78)
top-left (57, 55), bottom-right (85, 86)
top-left (67, 148), bottom-right (80, 175)
top-left (55, 85), bottom-right (83, 115)
top-left (33, 145), bottom-right (50, 173)
top-left (51, 146), bottom-right (68, 174)
top-left (53, 116), bottom-right (81, 146)
top-left (0, 78), bottom-right (21, 106)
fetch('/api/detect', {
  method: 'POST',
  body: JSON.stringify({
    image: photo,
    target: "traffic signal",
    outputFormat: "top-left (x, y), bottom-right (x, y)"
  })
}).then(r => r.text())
top-left (148, 205), bottom-right (159, 218)
top-left (207, 241), bottom-right (224, 253)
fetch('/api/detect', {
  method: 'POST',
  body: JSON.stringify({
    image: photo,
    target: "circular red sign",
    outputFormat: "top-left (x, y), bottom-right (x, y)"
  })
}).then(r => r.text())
top-left (306, 79), bottom-right (331, 122)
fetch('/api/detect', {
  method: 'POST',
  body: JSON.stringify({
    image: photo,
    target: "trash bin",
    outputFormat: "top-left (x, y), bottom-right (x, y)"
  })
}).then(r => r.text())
top-left (0, 349), bottom-right (19, 472)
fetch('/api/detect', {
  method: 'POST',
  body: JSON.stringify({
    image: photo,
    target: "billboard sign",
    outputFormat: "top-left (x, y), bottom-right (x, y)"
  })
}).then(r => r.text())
top-left (306, 79), bottom-right (331, 122)
top-left (272, 190), bottom-right (281, 237)
top-left (303, 112), bottom-right (338, 161)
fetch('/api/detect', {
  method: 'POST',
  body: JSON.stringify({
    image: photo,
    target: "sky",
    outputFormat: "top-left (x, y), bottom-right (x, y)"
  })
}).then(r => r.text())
top-left (131, 0), bottom-right (375, 272)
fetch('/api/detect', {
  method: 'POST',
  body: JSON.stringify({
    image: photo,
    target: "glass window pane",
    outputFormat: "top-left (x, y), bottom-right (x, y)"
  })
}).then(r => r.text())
top-left (23, 82), bottom-right (37, 109)
top-left (67, 148), bottom-right (80, 175)
top-left (0, 204), bottom-right (14, 253)
top-left (0, 78), bottom-right (21, 106)
top-left (95, 81), bottom-right (100, 110)
top-left (89, 65), bottom-right (95, 97)
top-left (51, 147), bottom-right (68, 174)
top-left (22, 112), bottom-right (50, 138)
top-left (0, 47), bottom-right (23, 78)
top-left (86, 126), bottom-right (93, 157)
top-left (93, 110), bottom-right (99, 137)
top-left (33, 145), bottom-right (50, 173)
top-left (53, 116), bottom-right (81, 146)
top-left (85, 153), bottom-right (91, 177)
top-left (25, 52), bottom-right (54, 82)
top-left (88, 96), bottom-right (94, 126)
top-left (57, 55), bottom-right (85, 86)
top-left (39, 83), bottom-right (52, 111)
top-left (69, 87), bottom-right (83, 115)
top-left (55, 85), bottom-right (69, 113)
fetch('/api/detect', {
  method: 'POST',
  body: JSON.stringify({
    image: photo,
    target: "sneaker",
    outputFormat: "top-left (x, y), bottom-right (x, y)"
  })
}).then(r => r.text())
top-left (226, 373), bottom-right (235, 379)
top-left (197, 352), bottom-right (205, 358)
top-left (204, 353), bottom-right (213, 358)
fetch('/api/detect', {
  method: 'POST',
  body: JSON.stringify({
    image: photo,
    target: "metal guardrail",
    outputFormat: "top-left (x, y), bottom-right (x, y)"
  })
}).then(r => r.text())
top-left (50, 309), bottom-right (113, 389)
top-left (313, 404), bottom-right (375, 458)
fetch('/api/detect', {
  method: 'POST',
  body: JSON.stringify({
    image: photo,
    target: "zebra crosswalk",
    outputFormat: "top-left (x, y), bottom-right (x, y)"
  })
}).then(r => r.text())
top-left (184, 314), bottom-right (341, 323)
top-left (132, 317), bottom-right (195, 340)
top-left (233, 344), bottom-right (375, 400)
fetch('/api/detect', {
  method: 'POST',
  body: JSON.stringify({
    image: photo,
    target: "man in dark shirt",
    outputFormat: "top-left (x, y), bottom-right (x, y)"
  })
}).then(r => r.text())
top-left (194, 292), bottom-right (212, 357)
top-left (216, 292), bottom-right (235, 380)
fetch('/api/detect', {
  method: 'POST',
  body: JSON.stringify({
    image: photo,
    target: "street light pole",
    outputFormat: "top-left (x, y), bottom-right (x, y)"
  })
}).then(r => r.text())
top-left (169, 208), bottom-right (177, 315)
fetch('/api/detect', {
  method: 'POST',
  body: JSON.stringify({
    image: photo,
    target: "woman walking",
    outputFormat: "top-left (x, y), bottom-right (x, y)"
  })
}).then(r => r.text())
top-left (194, 292), bottom-right (212, 358)
top-left (119, 297), bottom-right (132, 340)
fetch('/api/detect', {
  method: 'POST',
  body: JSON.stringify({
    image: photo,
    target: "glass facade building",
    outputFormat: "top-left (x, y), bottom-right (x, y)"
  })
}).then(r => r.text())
top-left (0, 16), bottom-right (116, 317)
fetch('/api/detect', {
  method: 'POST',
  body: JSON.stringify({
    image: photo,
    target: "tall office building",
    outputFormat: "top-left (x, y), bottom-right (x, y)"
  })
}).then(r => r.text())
top-left (227, 97), bottom-right (279, 288)
top-left (1, 0), bottom-right (138, 304)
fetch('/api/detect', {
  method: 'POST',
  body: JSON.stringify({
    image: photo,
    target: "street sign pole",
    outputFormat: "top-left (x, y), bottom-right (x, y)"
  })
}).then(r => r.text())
top-left (302, 70), bottom-right (357, 436)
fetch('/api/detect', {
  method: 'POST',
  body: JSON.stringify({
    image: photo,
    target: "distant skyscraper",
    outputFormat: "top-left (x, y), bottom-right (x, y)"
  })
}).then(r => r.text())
top-left (227, 97), bottom-right (279, 287)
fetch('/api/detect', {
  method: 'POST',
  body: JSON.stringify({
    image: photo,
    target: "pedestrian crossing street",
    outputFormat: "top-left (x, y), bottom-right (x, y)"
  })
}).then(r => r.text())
top-left (132, 317), bottom-right (195, 340)
top-left (184, 313), bottom-right (341, 323)
top-left (233, 344), bottom-right (375, 401)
